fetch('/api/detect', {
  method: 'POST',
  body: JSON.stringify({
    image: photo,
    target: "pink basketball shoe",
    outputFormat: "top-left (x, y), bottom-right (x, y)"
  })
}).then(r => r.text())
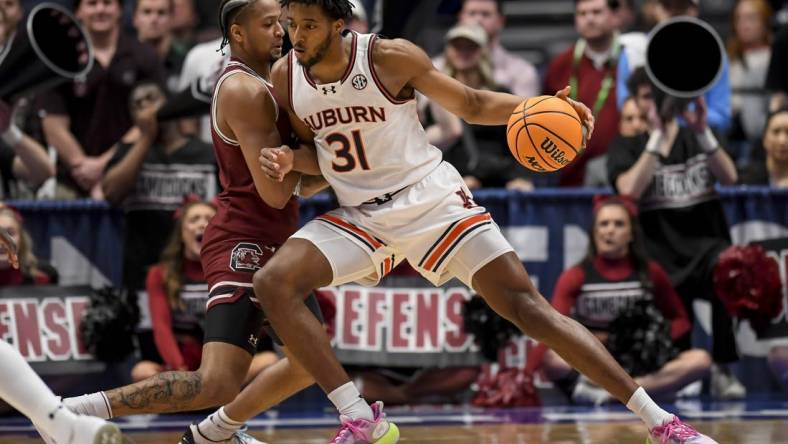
top-left (649, 416), bottom-right (718, 444)
top-left (329, 401), bottom-right (399, 444)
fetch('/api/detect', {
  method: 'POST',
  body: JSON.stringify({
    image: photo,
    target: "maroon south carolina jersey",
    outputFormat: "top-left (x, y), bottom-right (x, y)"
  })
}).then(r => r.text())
top-left (204, 58), bottom-right (299, 257)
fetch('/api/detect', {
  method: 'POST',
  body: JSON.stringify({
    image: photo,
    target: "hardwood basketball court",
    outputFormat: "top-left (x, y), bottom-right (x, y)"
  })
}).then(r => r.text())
top-left (1, 402), bottom-right (786, 443)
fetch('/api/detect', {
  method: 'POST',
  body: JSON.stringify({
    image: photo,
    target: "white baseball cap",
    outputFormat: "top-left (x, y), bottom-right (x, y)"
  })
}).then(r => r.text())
top-left (445, 24), bottom-right (488, 47)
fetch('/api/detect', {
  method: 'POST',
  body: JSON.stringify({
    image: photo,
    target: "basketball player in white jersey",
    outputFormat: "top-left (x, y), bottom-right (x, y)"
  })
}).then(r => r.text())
top-left (254, 1), bottom-right (718, 443)
top-left (0, 232), bottom-right (122, 444)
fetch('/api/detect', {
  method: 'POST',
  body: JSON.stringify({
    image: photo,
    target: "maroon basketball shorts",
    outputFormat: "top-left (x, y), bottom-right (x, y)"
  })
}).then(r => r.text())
top-left (201, 238), bottom-right (323, 354)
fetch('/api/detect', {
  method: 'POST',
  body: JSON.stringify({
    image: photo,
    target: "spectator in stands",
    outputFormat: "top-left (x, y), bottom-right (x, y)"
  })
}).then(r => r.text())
top-left (607, 70), bottom-right (746, 399)
top-left (427, 24), bottom-right (533, 191)
top-left (347, 0), bottom-right (369, 33)
top-left (37, 0), bottom-right (164, 200)
top-left (132, 199), bottom-right (278, 382)
top-left (614, 0), bottom-right (638, 31)
top-left (0, 7), bottom-right (10, 45)
top-left (617, 0), bottom-right (648, 74)
top-left (176, 38), bottom-right (226, 144)
top-left (455, 0), bottom-right (540, 97)
top-left (0, 205), bottom-right (58, 285)
top-left (742, 107), bottom-right (788, 186)
top-left (0, 0), bottom-right (23, 32)
top-left (103, 81), bottom-right (217, 293)
top-left (133, 0), bottom-right (187, 94)
top-left (728, 0), bottom-right (773, 157)
top-left (616, 0), bottom-right (732, 134)
top-left (103, 81), bottom-right (216, 368)
top-left (584, 96), bottom-right (647, 187)
top-left (542, 196), bottom-right (711, 403)
top-left (544, 0), bottom-right (622, 186)
top-left (0, 100), bottom-right (56, 198)
top-left (766, 26), bottom-right (788, 111)
top-left (169, 0), bottom-right (197, 49)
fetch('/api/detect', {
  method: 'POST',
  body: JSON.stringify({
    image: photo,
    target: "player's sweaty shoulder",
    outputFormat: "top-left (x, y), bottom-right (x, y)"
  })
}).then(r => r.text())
top-left (217, 72), bottom-right (275, 117)
top-left (371, 37), bottom-right (432, 79)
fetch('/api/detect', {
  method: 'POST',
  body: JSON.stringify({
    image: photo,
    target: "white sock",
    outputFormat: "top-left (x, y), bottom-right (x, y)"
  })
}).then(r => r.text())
top-left (626, 387), bottom-right (674, 429)
top-left (0, 341), bottom-right (80, 439)
top-left (63, 392), bottom-right (112, 419)
top-left (194, 407), bottom-right (244, 442)
top-left (327, 381), bottom-right (373, 421)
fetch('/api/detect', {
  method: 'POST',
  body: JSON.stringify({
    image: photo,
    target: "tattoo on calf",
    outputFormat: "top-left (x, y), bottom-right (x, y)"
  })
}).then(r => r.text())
top-left (107, 372), bottom-right (202, 412)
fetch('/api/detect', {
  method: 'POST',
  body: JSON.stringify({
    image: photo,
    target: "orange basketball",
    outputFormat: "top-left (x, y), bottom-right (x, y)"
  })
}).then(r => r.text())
top-left (506, 95), bottom-right (584, 173)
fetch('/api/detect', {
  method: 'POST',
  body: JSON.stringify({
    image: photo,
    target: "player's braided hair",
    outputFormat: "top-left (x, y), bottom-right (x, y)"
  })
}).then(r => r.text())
top-left (280, 0), bottom-right (354, 20)
top-left (218, 0), bottom-right (256, 54)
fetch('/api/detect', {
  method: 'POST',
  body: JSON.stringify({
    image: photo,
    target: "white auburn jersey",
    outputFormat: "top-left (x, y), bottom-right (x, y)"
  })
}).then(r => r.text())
top-left (288, 32), bottom-right (442, 207)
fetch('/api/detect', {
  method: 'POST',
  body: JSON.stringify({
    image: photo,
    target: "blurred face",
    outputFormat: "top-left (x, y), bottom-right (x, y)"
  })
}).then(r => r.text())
top-left (734, 0), bottom-right (767, 47)
top-left (130, 83), bottom-right (166, 117)
top-left (459, 0), bottom-right (503, 40)
top-left (287, 3), bottom-right (342, 68)
top-left (0, 0), bottom-right (22, 29)
top-left (0, 214), bottom-right (21, 269)
top-left (765, 112), bottom-right (788, 164)
top-left (634, 84), bottom-right (654, 115)
top-left (446, 37), bottom-right (483, 72)
top-left (575, 0), bottom-right (616, 43)
top-left (620, 98), bottom-right (648, 136)
top-left (181, 204), bottom-right (215, 261)
top-left (233, 0), bottom-right (286, 61)
top-left (77, 0), bottom-right (122, 35)
top-left (170, 0), bottom-right (196, 33)
top-left (0, 14), bottom-right (7, 48)
top-left (656, 0), bottom-right (698, 19)
top-left (613, 1), bottom-right (636, 31)
top-left (134, 0), bottom-right (172, 42)
top-left (593, 205), bottom-right (632, 259)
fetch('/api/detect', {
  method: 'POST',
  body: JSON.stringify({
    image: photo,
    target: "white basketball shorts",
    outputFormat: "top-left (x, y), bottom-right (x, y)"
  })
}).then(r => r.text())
top-left (291, 161), bottom-right (514, 288)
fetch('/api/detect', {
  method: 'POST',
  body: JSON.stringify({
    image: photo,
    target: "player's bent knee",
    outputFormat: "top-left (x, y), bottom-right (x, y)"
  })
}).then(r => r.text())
top-left (687, 350), bottom-right (713, 373)
top-left (198, 369), bottom-right (243, 407)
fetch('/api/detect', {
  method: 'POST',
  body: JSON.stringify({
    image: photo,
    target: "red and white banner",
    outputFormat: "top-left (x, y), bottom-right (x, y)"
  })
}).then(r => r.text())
top-left (0, 286), bottom-right (102, 375)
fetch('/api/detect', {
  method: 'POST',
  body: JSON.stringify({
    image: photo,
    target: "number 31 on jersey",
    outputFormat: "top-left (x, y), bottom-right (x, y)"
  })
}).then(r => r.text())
top-left (328, 129), bottom-right (370, 172)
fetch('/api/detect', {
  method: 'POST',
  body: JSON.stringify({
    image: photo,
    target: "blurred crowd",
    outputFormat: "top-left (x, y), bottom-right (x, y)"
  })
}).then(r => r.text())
top-left (0, 0), bottom-right (785, 202)
top-left (1, 0), bottom-right (787, 404)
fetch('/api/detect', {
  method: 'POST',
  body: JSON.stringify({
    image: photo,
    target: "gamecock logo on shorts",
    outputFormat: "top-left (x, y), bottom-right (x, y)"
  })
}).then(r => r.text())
top-left (230, 243), bottom-right (264, 272)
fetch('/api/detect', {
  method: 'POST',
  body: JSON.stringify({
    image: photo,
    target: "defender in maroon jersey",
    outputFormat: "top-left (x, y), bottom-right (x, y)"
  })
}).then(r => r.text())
top-left (55, 2), bottom-right (328, 444)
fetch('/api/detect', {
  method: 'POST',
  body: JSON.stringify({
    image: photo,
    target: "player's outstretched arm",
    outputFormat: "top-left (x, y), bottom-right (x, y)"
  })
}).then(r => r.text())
top-left (384, 39), bottom-right (594, 135)
top-left (218, 74), bottom-right (301, 209)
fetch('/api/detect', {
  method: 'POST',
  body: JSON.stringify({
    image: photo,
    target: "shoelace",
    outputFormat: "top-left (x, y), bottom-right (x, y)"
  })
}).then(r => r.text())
top-left (653, 417), bottom-right (700, 444)
top-left (329, 420), bottom-right (366, 444)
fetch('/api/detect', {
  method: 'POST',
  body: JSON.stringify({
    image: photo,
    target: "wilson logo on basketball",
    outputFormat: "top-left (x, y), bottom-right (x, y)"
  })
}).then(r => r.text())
top-left (540, 137), bottom-right (569, 166)
top-left (525, 156), bottom-right (547, 172)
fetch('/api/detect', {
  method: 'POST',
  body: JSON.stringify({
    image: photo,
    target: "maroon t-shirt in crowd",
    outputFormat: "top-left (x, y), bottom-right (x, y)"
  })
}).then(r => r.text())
top-left (544, 45), bottom-right (620, 186)
top-left (36, 33), bottom-right (165, 195)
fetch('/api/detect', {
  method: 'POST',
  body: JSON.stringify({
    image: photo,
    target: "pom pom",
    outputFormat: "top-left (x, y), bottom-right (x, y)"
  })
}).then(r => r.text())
top-left (606, 299), bottom-right (678, 377)
top-left (471, 364), bottom-right (541, 408)
top-left (462, 295), bottom-right (519, 361)
top-left (79, 286), bottom-right (140, 362)
top-left (714, 245), bottom-right (783, 328)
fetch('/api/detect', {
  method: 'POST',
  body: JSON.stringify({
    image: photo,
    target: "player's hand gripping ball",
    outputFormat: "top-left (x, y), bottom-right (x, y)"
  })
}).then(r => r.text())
top-left (507, 95), bottom-right (584, 172)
